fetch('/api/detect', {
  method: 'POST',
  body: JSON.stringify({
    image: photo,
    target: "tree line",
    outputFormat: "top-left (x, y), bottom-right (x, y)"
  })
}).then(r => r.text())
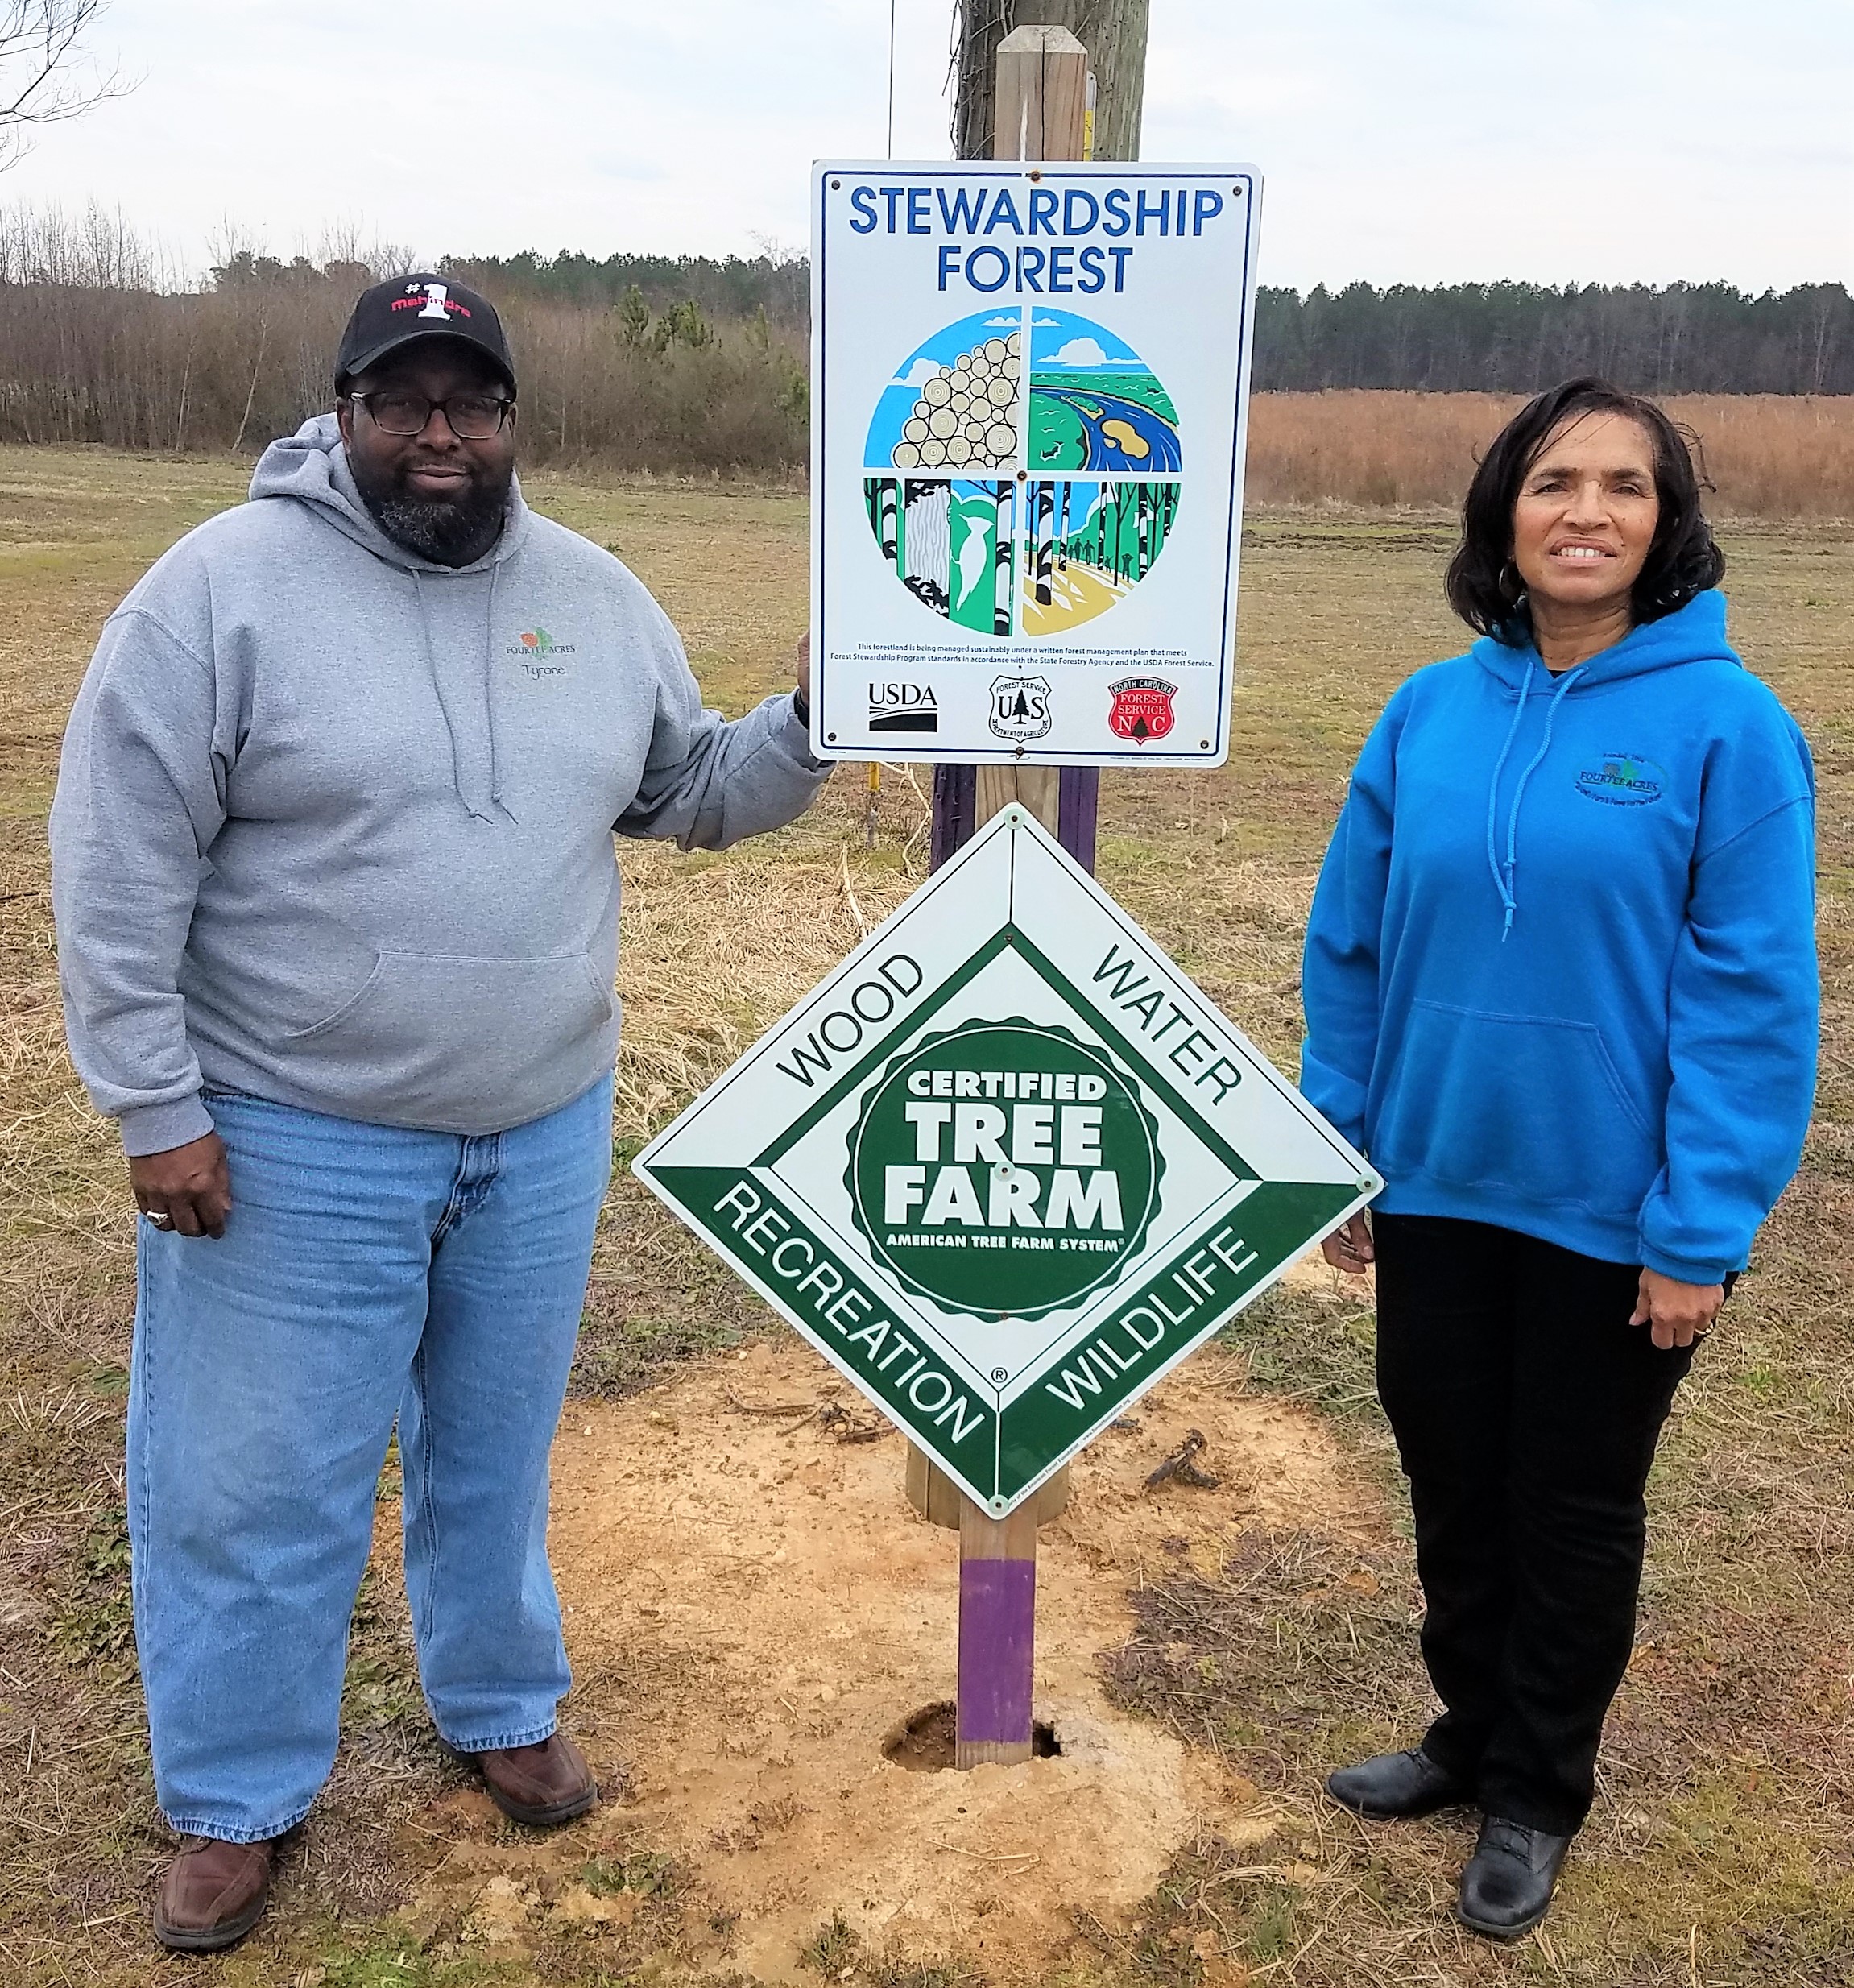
top-left (0, 210), bottom-right (808, 470)
top-left (422, 249), bottom-right (809, 331)
top-left (3, 202), bottom-right (1846, 400)
top-left (288, 248), bottom-right (1850, 396)
top-left (0, 205), bottom-right (1845, 487)
top-left (1251, 281), bottom-right (1852, 396)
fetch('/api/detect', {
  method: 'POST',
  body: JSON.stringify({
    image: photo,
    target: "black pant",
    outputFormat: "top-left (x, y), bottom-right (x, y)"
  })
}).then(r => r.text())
top-left (1373, 1214), bottom-right (1707, 1837)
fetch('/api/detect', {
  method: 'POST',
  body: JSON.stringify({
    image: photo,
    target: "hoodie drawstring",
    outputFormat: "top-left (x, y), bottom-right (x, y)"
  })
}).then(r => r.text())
top-left (1484, 666), bottom-right (1533, 938)
top-left (484, 561), bottom-right (508, 816)
top-left (413, 569), bottom-right (498, 823)
top-left (1486, 663), bottom-right (1583, 939)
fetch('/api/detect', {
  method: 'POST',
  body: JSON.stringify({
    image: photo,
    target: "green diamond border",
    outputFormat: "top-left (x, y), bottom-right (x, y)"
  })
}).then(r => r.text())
top-left (635, 810), bottom-right (1378, 1514)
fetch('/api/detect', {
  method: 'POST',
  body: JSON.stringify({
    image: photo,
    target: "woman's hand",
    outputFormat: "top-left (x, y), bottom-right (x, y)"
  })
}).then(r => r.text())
top-left (1629, 1268), bottom-right (1722, 1349)
top-left (1321, 1211), bottom-right (1375, 1275)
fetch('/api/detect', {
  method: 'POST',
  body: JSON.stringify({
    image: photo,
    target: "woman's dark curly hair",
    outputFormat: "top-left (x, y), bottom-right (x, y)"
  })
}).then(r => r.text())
top-left (1445, 376), bottom-right (1724, 642)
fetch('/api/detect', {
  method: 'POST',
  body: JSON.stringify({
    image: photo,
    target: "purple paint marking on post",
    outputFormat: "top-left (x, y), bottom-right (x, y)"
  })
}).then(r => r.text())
top-left (1057, 766), bottom-right (1099, 873)
top-left (957, 1555), bottom-right (1037, 1744)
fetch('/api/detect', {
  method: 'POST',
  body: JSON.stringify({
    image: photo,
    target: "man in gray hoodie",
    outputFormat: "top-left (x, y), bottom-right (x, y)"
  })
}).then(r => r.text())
top-left (50, 275), bottom-right (830, 1951)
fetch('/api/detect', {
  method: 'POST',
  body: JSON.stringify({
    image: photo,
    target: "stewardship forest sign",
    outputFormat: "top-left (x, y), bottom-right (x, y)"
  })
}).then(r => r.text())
top-left (809, 161), bottom-right (1263, 768)
top-left (634, 810), bottom-right (1379, 1517)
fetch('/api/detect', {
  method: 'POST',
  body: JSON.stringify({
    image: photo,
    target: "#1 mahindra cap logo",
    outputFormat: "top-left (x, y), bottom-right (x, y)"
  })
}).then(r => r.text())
top-left (847, 1021), bottom-right (1163, 1321)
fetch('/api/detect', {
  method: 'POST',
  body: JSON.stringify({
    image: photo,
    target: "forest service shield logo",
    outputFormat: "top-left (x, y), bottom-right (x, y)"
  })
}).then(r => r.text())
top-left (989, 673), bottom-right (1053, 742)
top-left (1107, 676), bottom-right (1177, 743)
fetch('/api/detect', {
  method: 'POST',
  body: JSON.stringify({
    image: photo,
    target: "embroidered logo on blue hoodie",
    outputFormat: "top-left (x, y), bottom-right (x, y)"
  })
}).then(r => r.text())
top-left (1575, 752), bottom-right (1665, 806)
top-left (1299, 590), bottom-right (1818, 1284)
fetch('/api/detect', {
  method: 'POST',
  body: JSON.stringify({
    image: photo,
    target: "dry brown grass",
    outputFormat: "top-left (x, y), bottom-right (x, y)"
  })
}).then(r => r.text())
top-left (0, 445), bottom-right (1850, 1983)
top-left (1248, 391), bottom-right (1854, 518)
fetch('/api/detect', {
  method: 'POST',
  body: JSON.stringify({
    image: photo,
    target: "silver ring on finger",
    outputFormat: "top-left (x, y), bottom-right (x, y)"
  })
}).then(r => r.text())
top-left (146, 1211), bottom-right (175, 1230)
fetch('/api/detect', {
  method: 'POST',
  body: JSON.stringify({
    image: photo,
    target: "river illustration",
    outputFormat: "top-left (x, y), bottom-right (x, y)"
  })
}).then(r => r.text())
top-left (1030, 378), bottom-right (1182, 473)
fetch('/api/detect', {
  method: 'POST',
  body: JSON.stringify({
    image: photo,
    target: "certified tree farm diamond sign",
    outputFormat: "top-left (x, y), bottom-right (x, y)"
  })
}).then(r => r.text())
top-left (810, 161), bottom-right (1263, 768)
top-left (634, 810), bottom-right (1379, 1518)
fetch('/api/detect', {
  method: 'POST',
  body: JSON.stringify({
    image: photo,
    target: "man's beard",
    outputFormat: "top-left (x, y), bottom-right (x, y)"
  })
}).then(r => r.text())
top-left (350, 457), bottom-right (511, 566)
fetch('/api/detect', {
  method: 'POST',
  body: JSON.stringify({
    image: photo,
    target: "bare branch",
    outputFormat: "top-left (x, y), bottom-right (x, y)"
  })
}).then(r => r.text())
top-left (0, 2), bottom-right (134, 174)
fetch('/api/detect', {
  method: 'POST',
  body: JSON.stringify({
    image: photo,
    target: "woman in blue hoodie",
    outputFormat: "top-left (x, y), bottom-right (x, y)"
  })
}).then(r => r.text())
top-left (1301, 379), bottom-right (1817, 1940)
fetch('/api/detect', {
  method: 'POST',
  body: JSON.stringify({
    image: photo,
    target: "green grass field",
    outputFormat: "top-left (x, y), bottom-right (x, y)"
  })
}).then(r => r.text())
top-left (1, 448), bottom-right (1850, 1986)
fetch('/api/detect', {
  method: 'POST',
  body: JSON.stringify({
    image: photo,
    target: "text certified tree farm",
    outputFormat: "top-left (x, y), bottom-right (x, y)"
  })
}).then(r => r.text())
top-left (810, 162), bottom-right (1263, 766)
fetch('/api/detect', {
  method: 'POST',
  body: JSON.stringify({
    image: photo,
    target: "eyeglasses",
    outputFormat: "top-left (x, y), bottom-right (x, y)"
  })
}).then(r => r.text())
top-left (346, 389), bottom-right (514, 439)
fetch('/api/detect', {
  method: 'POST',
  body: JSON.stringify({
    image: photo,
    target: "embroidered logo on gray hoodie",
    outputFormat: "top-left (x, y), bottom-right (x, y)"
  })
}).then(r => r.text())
top-left (51, 414), bottom-right (829, 1153)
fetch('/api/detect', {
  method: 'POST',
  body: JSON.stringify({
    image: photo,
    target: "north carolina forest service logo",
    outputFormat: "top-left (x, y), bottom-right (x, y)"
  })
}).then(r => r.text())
top-left (1107, 675), bottom-right (1177, 743)
top-left (1575, 752), bottom-right (1666, 806)
top-left (989, 673), bottom-right (1053, 743)
top-left (847, 1021), bottom-right (1163, 1322)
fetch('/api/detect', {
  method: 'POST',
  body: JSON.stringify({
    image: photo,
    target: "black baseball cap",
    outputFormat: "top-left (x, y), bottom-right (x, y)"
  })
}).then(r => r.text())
top-left (335, 273), bottom-right (516, 393)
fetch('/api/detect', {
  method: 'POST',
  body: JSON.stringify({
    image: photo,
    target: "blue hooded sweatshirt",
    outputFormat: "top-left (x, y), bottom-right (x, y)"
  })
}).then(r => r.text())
top-left (1300, 590), bottom-right (1817, 1285)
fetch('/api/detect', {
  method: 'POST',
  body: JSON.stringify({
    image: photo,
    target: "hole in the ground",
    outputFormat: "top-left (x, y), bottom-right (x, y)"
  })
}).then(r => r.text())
top-left (881, 1701), bottom-right (1061, 1772)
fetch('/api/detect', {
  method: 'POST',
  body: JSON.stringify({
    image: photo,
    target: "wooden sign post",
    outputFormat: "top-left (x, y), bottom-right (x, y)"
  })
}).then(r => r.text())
top-left (954, 1497), bottom-right (1042, 1765)
top-left (703, 6), bottom-right (1273, 1784)
top-left (921, 23), bottom-right (1088, 1772)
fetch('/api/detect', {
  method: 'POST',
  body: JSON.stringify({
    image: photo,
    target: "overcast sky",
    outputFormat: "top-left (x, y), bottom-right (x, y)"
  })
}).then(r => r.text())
top-left (6, 0), bottom-right (1850, 292)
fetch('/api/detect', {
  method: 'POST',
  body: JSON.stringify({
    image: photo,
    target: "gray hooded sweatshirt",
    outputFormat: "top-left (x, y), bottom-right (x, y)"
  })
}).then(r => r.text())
top-left (51, 414), bottom-right (830, 1156)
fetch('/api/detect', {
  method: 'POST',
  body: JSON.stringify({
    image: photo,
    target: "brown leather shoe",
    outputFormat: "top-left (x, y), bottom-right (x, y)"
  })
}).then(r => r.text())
top-left (153, 1835), bottom-right (277, 1952)
top-left (476, 1732), bottom-right (598, 1827)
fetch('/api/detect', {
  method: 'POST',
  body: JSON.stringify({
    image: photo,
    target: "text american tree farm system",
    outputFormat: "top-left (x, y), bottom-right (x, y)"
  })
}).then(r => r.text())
top-left (809, 161), bottom-right (1263, 767)
top-left (635, 811), bottom-right (1380, 1518)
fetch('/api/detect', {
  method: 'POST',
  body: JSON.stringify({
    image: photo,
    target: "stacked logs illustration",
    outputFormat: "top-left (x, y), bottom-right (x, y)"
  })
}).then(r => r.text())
top-left (890, 332), bottom-right (1022, 471)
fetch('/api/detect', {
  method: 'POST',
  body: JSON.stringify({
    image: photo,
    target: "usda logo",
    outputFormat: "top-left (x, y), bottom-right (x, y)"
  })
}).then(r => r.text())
top-left (848, 1021), bottom-right (1161, 1320)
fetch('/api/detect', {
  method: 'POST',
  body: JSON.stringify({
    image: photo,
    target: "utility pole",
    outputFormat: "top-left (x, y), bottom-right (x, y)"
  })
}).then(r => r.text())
top-left (950, 1), bottom-right (1149, 167)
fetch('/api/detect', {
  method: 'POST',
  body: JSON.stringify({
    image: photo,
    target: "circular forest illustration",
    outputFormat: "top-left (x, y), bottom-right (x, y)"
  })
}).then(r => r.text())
top-left (863, 308), bottom-right (1182, 638)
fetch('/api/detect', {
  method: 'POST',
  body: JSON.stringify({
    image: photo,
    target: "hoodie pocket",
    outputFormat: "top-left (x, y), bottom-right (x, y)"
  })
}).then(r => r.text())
top-left (1371, 1000), bottom-right (1661, 1218)
top-left (281, 950), bottom-right (618, 1125)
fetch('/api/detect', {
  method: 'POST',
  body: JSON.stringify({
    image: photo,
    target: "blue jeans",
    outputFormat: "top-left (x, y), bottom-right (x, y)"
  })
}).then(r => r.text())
top-left (127, 1075), bottom-right (614, 1842)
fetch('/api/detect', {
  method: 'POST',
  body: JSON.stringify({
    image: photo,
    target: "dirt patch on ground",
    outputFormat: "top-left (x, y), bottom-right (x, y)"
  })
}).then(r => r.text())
top-left (405, 1332), bottom-right (1380, 1978)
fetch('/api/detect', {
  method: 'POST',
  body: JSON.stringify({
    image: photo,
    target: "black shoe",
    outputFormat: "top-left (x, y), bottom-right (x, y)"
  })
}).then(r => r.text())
top-left (1457, 1816), bottom-right (1571, 1939)
top-left (1325, 1746), bottom-right (1471, 1820)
